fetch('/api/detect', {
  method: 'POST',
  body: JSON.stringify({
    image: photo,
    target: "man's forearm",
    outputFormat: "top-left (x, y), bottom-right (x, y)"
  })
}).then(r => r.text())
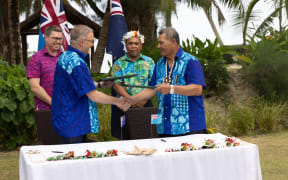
top-left (132, 88), bottom-right (156, 103)
top-left (31, 86), bottom-right (52, 105)
top-left (87, 90), bottom-right (120, 105)
top-left (174, 84), bottom-right (203, 96)
top-left (113, 83), bottom-right (131, 97)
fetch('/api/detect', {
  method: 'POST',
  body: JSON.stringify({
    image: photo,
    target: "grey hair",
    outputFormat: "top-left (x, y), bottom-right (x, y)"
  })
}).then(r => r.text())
top-left (158, 27), bottom-right (180, 45)
top-left (70, 25), bottom-right (93, 44)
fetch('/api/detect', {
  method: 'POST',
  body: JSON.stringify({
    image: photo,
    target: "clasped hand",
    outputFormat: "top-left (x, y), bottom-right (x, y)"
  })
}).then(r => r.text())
top-left (155, 83), bottom-right (171, 95)
top-left (116, 96), bottom-right (132, 112)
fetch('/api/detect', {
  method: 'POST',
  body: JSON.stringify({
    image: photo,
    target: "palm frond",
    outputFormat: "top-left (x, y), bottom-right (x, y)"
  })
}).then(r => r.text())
top-left (285, 0), bottom-right (288, 19)
top-left (243, 0), bottom-right (261, 44)
top-left (211, 0), bottom-right (226, 26)
top-left (253, 7), bottom-right (280, 37)
top-left (219, 0), bottom-right (245, 10)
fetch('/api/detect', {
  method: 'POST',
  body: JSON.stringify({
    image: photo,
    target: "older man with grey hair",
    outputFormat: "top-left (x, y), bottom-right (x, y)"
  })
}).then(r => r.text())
top-left (130, 27), bottom-right (207, 137)
top-left (52, 25), bottom-right (130, 144)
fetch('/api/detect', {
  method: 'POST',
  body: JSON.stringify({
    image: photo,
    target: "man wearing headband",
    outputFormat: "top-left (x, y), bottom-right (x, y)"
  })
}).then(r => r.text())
top-left (111, 30), bottom-right (155, 139)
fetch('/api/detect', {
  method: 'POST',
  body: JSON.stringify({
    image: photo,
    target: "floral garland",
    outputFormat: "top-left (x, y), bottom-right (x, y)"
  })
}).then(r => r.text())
top-left (202, 139), bottom-right (217, 149)
top-left (165, 137), bottom-right (241, 152)
top-left (47, 149), bottom-right (118, 161)
top-left (123, 30), bottom-right (145, 44)
top-left (225, 137), bottom-right (240, 147)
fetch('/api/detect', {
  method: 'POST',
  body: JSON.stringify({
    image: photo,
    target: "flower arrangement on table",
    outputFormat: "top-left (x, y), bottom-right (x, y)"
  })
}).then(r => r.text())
top-left (202, 139), bottom-right (217, 149)
top-left (225, 137), bottom-right (240, 147)
top-left (47, 149), bottom-right (118, 161)
top-left (165, 142), bottom-right (198, 152)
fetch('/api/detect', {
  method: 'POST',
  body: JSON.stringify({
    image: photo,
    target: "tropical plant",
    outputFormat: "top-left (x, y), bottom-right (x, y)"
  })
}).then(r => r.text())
top-left (0, 59), bottom-right (36, 150)
top-left (183, 0), bottom-right (245, 46)
top-left (235, 28), bottom-right (288, 100)
top-left (233, 0), bottom-right (288, 45)
top-left (182, 37), bottom-right (232, 95)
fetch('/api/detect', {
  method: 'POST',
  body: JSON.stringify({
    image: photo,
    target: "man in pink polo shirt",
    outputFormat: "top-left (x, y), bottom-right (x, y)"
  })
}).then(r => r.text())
top-left (27, 25), bottom-right (63, 110)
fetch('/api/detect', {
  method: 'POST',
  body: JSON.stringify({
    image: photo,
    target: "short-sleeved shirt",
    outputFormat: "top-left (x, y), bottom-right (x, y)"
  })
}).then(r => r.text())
top-left (52, 46), bottom-right (98, 138)
top-left (149, 48), bottom-right (206, 135)
top-left (111, 54), bottom-right (155, 96)
top-left (26, 47), bottom-right (62, 110)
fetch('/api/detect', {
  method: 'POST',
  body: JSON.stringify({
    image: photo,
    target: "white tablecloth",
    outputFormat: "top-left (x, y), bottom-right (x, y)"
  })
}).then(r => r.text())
top-left (19, 133), bottom-right (262, 180)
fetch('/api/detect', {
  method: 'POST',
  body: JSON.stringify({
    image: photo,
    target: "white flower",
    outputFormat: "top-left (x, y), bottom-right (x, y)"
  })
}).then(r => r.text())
top-left (123, 31), bottom-right (144, 44)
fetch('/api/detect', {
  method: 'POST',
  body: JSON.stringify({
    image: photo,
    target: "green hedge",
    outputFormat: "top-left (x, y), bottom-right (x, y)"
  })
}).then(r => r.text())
top-left (0, 58), bottom-right (36, 150)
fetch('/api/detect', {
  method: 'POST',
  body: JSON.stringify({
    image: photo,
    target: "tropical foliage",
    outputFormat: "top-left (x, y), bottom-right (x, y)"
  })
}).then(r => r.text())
top-left (207, 96), bottom-right (288, 136)
top-left (0, 58), bottom-right (36, 150)
top-left (235, 28), bottom-right (288, 100)
top-left (182, 37), bottom-right (232, 95)
top-left (233, 0), bottom-right (288, 45)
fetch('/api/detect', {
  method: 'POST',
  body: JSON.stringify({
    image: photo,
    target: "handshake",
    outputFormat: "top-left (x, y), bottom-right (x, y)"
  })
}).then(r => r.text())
top-left (115, 96), bottom-right (141, 112)
top-left (114, 83), bottom-right (174, 112)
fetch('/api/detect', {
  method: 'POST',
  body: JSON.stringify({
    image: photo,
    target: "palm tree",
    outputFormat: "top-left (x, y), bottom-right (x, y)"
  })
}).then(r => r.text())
top-left (184, 0), bottom-right (246, 46)
top-left (233, 0), bottom-right (288, 45)
top-left (0, 0), bottom-right (23, 65)
top-left (91, 0), bottom-right (110, 73)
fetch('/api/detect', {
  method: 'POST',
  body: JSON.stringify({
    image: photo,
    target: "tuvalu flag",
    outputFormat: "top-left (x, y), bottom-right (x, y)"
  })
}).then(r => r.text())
top-left (38, 0), bottom-right (70, 51)
top-left (106, 0), bottom-right (128, 61)
top-left (120, 115), bottom-right (126, 127)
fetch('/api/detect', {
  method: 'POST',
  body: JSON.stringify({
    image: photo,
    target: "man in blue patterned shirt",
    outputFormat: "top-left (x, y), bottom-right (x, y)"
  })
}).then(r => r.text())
top-left (52, 25), bottom-right (130, 144)
top-left (110, 31), bottom-right (155, 139)
top-left (130, 27), bottom-right (207, 137)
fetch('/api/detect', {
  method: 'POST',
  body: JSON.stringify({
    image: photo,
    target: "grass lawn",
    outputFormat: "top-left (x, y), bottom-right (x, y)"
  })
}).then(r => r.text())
top-left (0, 131), bottom-right (287, 180)
top-left (241, 131), bottom-right (288, 180)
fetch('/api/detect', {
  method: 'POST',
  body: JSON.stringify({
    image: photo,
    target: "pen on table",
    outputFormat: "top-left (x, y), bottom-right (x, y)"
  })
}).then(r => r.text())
top-left (160, 139), bottom-right (167, 142)
top-left (51, 151), bottom-right (64, 153)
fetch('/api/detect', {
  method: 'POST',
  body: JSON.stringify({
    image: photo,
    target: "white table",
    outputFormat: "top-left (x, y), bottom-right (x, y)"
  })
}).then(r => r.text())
top-left (20, 133), bottom-right (262, 180)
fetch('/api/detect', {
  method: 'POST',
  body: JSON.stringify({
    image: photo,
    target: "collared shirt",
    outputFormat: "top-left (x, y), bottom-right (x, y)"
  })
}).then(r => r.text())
top-left (149, 48), bottom-right (206, 135)
top-left (52, 45), bottom-right (98, 138)
top-left (111, 54), bottom-right (155, 96)
top-left (26, 47), bottom-right (63, 110)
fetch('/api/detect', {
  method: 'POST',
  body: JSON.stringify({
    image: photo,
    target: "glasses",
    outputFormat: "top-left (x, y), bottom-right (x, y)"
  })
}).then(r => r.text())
top-left (83, 39), bottom-right (94, 44)
top-left (50, 37), bottom-right (63, 41)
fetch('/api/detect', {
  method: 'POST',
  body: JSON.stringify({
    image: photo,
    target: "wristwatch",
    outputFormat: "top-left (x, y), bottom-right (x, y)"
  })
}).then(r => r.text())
top-left (170, 85), bottom-right (174, 94)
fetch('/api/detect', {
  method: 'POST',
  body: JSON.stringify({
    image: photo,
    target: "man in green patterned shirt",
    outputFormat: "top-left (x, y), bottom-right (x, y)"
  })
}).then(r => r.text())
top-left (111, 30), bottom-right (155, 139)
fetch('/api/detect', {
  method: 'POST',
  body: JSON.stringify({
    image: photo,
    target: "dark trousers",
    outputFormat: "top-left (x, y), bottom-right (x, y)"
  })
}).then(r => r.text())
top-left (159, 129), bottom-right (208, 138)
top-left (111, 101), bottom-right (153, 139)
top-left (61, 135), bottom-right (87, 144)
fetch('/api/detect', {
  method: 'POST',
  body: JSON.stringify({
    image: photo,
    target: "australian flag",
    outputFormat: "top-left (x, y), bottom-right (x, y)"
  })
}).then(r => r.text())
top-left (38, 0), bottom-right (70, 51)
top-left (106, 0), bottom-right (128, 60)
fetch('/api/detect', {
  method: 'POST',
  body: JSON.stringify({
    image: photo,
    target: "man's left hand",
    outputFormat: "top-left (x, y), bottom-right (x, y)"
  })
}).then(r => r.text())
top-left (155, 83), bottom-right (171, 95)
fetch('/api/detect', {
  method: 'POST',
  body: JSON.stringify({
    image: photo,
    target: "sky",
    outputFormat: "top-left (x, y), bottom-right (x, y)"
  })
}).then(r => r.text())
top-left (25, 1), bottom-right (284, 73)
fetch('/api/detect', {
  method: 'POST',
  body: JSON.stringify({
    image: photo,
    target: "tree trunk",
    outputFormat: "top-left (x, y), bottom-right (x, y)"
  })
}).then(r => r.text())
top-left (279, 0), bottom-right (283, 32)
top-left (139, 9), bottom-right (157, 47)
top-left (8, 0), bottom-right (23, 64)
top-left (124, 6), bottom-right (157, 48)
top-left (203, 9), bottom-right (224, 46)
top-left (0, 1), bottom-right (10, 63)
top-left (91, 0), bottom-right (110, 73)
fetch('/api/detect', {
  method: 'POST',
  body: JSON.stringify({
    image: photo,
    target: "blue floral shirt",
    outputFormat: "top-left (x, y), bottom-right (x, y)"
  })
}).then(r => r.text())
top-left (52, 46), bottom-right (99, 138)
top-left (149, 48), bottom-right (206, 135)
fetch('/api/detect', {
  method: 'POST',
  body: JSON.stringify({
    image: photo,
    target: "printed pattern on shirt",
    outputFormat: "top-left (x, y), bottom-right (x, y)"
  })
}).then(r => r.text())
top-left (111, 54), bottom-right (154, 96)
top-left (53, 50), bottom-right (98, 137)
top-left (154, 49), bottom-right (206, 135)
top-left (26, 48), bottom-right (62, 110)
